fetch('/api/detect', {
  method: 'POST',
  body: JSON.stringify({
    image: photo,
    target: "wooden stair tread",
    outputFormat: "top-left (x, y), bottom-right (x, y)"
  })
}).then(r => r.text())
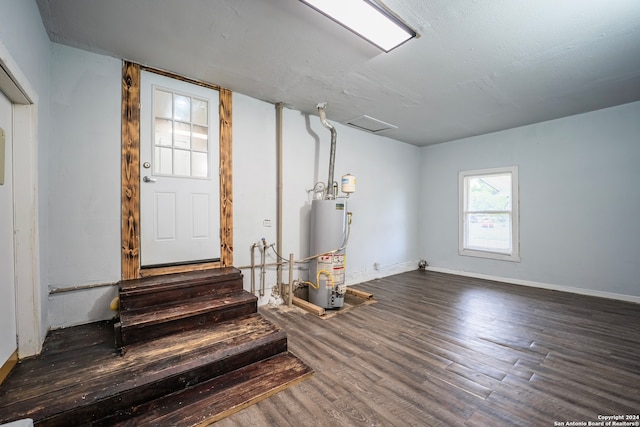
top-left (0, 268), bottom-right (313, 426)
top-left (118, 268), bottom-right (245, 312)
top-left (119, 267), bottom-right (242, 294)
top-left (119, 291), bottom-right (257, 329)
top-left (0, 314), bottom-right (286, 423)
top-left (109, 352), bottom-right (314, 427)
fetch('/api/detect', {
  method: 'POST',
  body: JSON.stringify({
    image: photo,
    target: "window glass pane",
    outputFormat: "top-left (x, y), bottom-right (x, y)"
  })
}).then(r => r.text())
top-left (174, 122), bottom-right (191, 149)
top-left (467, 174), bottom-right (512, 212)
top-left (174, 95), bottom-right (190, 121)
top-left (155, 146), bottom-right (173, 174)
top-left (459, 166), bottom-right (518, 261)
top-left (192, 152), bottom-right (208, 178)
top-left (154, 89), bottom-right (172, 119)
top-left (466, 213), bottom-right (511, 253)
top-left (154, 118), bottom-right (173, 146)
top-left (192, 125), bottom-right (208, 152)
top-left (174, 149), bottom-right (190, 176)
top-left (192, 98), bottom-right (208, 125)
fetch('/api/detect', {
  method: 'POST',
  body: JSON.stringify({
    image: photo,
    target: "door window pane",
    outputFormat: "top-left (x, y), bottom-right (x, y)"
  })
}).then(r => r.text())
top-left (174, 122), bottom-right (191, 149)
top-left (173, 95), bottom-right (190, 121)
top-left (155, 146), bottom-right (173, 175)
top-left (192, 98), bottom-right (208, 125)
top-left (154, 118), bottom-right (173, 146)
top-left (192, 125), bottom-right (208, 152)
top-left (192, 152), bottom-right (208, 178)
top-left (174, 149), bottom-right (190, 176)
top-left (154, 89), bottom-right (172, 119)
top-left (152, 88), bottom-right (209, 178)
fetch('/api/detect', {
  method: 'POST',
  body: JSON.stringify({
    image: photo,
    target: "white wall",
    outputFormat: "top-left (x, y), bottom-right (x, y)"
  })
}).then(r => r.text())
top-left (420, 101), bottom-right (640, 301)
top-left (45, 53), bottom-right (421, 325)
top-left (0, 0), bottom-right (51, 355)
top-left (47, 44), bottom-right (121, 327)
top-left (233, 94), bottom-right (421, 303)
top-left (41, 28), bottom-right (640, 330)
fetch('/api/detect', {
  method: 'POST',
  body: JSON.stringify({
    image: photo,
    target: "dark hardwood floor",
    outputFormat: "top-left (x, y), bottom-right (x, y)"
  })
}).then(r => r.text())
top-left (218, 270), bottom-right (640, 426)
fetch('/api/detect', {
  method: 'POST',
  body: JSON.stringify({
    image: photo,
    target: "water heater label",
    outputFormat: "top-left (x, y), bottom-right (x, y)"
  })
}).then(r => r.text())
top-left (335, 203), bottom-right (344, 210)
top-left (317, 254), bottom-right (346, 289)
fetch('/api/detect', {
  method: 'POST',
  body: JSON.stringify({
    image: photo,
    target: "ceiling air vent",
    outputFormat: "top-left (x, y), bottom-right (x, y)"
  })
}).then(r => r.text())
top-left (344, 115), bottom-right (397, 134)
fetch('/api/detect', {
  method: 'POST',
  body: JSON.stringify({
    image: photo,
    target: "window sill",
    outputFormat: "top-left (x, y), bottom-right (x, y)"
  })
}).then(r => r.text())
top-left (459, 248), bottom-right (520, 262)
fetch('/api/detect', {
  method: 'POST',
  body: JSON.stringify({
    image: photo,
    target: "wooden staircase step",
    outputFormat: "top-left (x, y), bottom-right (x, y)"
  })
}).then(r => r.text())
top-left (104, 352), bottom-right (314, 427)
top-left (120, 291), bottom-right (258, 330)
top-left (119, 268), bottom-right (244, 311)
top-left (1, 314), bottom-right (289, 426)
top-left (1, 268), bottom-right (313, 426)
top-left (118, 291), bottom-right (258, 347)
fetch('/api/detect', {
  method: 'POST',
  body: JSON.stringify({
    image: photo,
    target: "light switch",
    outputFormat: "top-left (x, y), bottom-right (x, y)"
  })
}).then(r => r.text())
top-left (0, 127), bottom-right (5, 185)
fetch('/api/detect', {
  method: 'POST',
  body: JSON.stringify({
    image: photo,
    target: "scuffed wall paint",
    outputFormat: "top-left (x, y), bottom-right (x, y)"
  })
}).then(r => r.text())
top-left (48, 286), bottom-right (118, 329)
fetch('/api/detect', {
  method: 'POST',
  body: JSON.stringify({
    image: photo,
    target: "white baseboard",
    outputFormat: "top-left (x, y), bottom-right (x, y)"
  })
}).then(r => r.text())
top-left (426, 266), bottom-right (640, 304)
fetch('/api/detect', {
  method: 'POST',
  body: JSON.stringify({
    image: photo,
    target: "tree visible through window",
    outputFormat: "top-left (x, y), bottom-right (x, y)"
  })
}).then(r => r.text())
top-left (459, 166), bottom-right (520, 262)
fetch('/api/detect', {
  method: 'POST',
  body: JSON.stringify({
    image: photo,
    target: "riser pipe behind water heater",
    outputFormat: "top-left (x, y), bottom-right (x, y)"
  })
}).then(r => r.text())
top-left (308, 198), bottom-right (348, 309)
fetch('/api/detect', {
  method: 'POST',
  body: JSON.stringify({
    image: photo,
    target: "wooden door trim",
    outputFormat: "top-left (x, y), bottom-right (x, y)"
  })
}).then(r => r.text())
top-left (121, 62), bottom-right (141, 280)
top-left (219, 88), bottom-right (233, 266)
top-left (121, 61), bottom-right (233, 280)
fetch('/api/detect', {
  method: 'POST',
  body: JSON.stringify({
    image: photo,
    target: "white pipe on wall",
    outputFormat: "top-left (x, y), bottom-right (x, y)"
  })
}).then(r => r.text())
top-left (250, 243), bottom-right (257, 294)
top-left (260, 238), bottom-right (267, 296)
top-left (276, 102), bottom-right (284, 296)
top-left (288, 253), bottom-right (294, 307)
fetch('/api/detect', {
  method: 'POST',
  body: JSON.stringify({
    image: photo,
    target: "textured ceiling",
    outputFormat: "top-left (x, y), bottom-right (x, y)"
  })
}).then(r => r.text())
top-left (36, 0), bottom-right (640, 146)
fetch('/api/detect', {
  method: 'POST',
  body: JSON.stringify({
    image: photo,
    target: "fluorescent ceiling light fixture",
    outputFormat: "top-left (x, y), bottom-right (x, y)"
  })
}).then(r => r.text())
top-left (300, 0), bottom-right (417, 52)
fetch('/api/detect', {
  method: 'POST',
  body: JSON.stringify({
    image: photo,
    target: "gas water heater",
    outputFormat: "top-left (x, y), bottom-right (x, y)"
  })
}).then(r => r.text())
top-left (309, 198), bottom-right (348, 309)
top-left (308, 103), bottom-right (355, 310)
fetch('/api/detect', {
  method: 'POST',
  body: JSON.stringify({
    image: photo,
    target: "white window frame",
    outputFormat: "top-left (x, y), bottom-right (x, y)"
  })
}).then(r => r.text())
top-left (459, 166), bottom-right (520, 262)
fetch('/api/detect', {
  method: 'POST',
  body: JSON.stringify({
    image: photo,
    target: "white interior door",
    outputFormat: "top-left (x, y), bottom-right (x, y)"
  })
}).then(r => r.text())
top-left (0, 89), bottom-right (17, 365)
top-left (140, 71), bottom-right (220, 266)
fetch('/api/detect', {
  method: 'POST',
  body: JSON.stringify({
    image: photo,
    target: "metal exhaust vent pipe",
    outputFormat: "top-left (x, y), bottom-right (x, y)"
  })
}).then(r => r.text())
top-left (317, 102), bottom-right (337, 199)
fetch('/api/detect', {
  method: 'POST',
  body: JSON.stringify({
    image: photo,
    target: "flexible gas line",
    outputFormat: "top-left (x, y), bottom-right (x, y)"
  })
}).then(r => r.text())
top-left (296, 279), bottom-right (319, 290)
top-left (316, 270), bottom-right (335, 289)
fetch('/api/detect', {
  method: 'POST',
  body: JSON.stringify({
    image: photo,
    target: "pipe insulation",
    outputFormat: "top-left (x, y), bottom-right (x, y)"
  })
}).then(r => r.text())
top-left (317, 103), bottom-right (337, 199)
